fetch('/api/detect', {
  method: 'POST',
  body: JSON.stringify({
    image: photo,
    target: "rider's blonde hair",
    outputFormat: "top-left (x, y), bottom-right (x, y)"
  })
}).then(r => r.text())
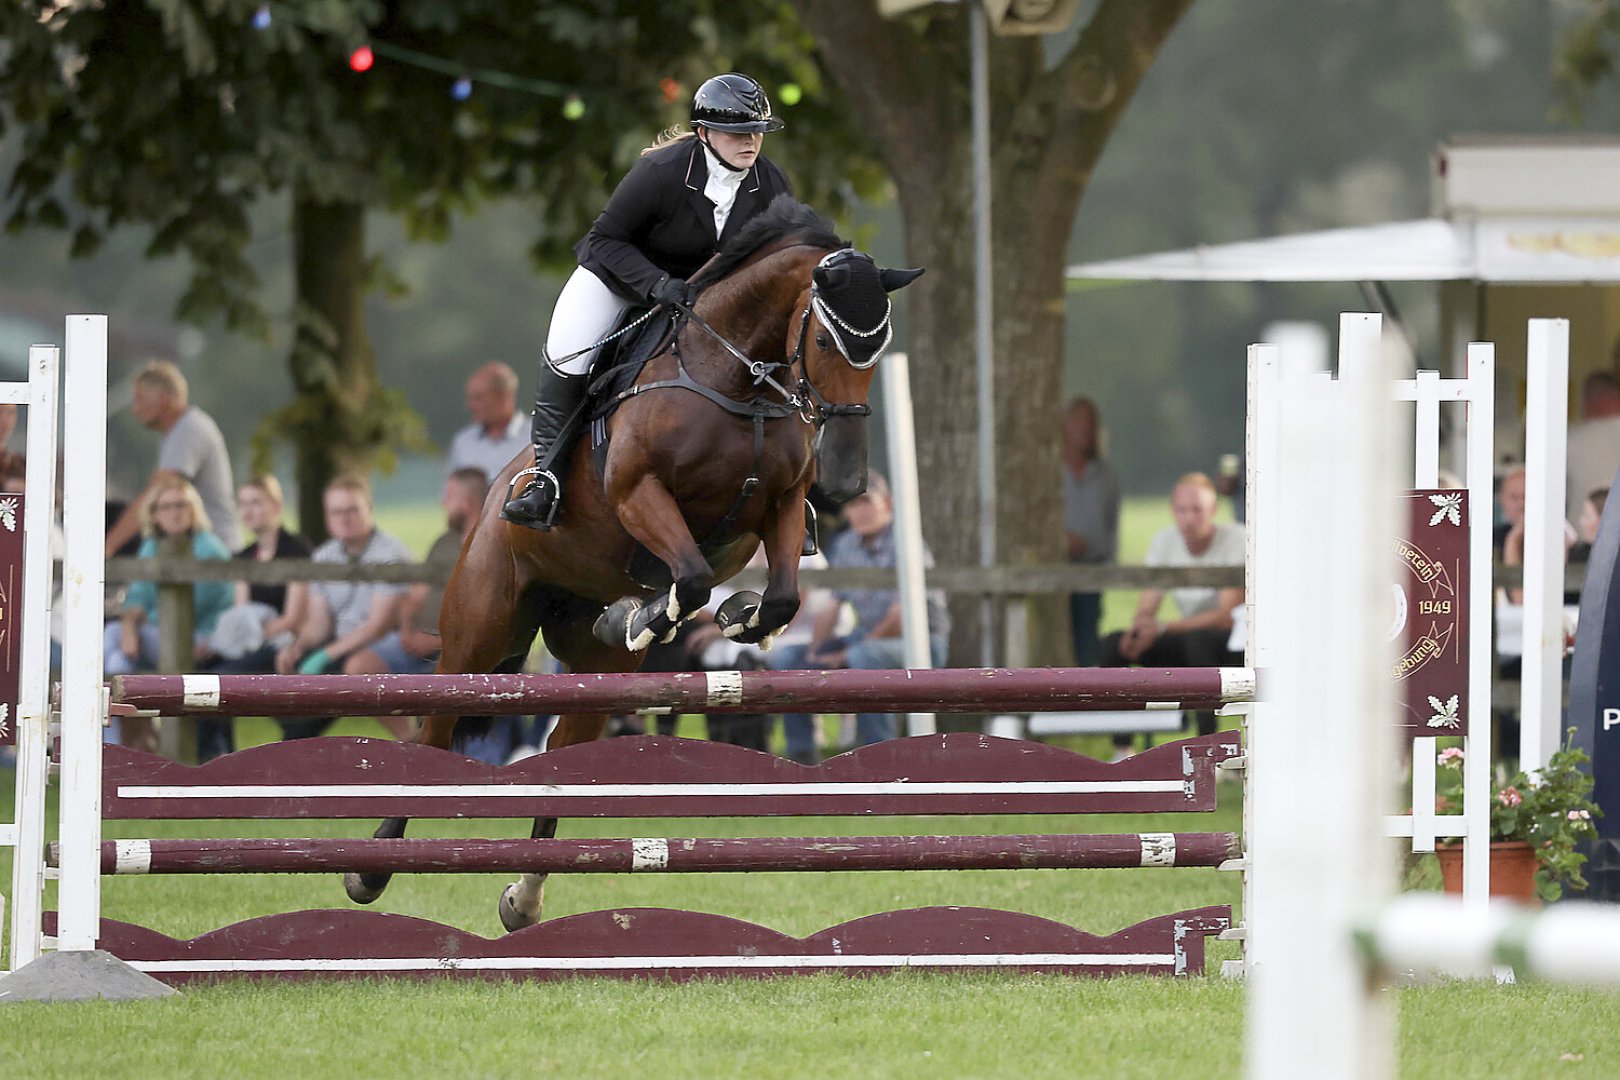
top-left (641, 127), bottom-right (697, 156)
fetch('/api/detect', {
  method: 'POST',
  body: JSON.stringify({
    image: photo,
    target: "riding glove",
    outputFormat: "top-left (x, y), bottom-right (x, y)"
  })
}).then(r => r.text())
top-left (654, 276), bottom-right (688, 307)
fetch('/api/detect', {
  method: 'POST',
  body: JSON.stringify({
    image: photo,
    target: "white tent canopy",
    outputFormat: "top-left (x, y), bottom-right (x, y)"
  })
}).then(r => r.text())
top-left (1066, 216), bottom-right (1620, 285)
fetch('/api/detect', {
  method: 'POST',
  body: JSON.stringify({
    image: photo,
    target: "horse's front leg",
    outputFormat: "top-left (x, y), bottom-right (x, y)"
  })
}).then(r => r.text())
top-left (595, 475), bottom-right (715, 651)
top-left (718, 493), bottom-right (805, 647)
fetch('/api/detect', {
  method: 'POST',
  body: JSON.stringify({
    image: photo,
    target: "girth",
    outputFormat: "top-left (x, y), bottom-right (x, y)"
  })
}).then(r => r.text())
top-left (598, 347), bottom-right (799, 552)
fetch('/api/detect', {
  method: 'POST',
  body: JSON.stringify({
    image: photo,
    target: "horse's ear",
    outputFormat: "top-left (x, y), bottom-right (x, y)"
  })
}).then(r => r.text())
top-left (879, 267), bottom-right (925, 293)
top-left (813, 264), bottom-right (852, 290)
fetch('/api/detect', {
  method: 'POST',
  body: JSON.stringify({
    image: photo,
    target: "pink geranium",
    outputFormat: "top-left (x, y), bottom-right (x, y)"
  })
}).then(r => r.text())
top-left (1498, 787), bottom-right (1522, 808)
top-left (1436, 748), bottom-right (1464, 767)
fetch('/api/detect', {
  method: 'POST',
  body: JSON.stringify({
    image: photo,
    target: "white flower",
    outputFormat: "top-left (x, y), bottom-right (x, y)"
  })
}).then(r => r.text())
top-left (1427, 492), bottom-right (1463, 527)
top-left (0, 497), bottom-right (17, 532)
top-left (1426, 694), bottom-right (1461, 729)
top-left (0, 702), bottom-right (9, 741)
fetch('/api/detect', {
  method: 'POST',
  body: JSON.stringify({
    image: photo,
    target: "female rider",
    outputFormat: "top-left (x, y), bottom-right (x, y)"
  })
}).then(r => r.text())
top-left (501, 72), bottom-right (794, 529)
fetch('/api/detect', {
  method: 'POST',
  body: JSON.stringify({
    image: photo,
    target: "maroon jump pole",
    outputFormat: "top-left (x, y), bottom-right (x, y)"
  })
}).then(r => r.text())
top-left (61, 833), bottom-right (1240, 876)
top-left (110, 667), bottom-right (1257, 718)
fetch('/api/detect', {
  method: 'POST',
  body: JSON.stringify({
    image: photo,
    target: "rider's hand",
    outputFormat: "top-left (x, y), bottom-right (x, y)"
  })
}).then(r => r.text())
top-left (653, 276), bottom-right (688, 307)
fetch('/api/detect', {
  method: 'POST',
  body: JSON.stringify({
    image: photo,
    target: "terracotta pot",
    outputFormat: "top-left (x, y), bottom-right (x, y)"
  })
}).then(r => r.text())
top-left (1434, 840), bottom-right (1542, 906)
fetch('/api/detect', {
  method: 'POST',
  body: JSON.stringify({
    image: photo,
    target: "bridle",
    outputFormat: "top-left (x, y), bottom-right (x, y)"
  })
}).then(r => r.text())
top-left (673, 246), bottom-right (889, 428)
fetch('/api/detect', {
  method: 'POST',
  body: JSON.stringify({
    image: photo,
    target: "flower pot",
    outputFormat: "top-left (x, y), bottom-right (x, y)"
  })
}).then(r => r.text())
top-left (1434, 840), bottom-right (1541, 905)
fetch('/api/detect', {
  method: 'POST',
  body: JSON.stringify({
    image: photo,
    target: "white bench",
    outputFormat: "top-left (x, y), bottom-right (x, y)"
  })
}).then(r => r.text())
top-left (985, 711), bottom-right (1186, 740)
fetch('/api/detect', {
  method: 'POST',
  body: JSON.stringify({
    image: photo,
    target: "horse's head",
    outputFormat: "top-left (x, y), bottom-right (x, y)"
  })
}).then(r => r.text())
top-left (799, 249), bottom-right (924, 504)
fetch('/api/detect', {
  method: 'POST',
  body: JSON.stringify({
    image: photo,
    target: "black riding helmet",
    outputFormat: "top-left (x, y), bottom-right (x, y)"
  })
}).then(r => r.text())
top-left (691, 73), bottom-right (785, 133)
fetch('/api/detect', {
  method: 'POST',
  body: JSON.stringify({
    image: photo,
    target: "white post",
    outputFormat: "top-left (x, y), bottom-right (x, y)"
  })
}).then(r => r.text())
top-left (1407, 369), bottom-right (1443, 856)
top-left (55, 315), bottom-right (109, 952)
top-left (1461, 342), bottom-right (1495, 913)
top-left (882, 352), bottom-right (936, 736)
top-left (4, 343), bottom-right (62, 972)
top-left (1520, 319), bottom-right (1569, 771)
top-left (1248, 317), bottom-right (1397, 1080)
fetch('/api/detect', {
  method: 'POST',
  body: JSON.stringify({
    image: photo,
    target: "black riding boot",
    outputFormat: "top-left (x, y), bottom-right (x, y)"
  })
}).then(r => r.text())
top-left (500, 360), bottom-right (588, 530)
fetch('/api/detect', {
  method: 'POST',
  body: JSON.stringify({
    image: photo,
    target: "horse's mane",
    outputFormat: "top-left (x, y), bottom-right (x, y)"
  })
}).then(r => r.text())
top-left (690, 195), bottom-right (845, 291)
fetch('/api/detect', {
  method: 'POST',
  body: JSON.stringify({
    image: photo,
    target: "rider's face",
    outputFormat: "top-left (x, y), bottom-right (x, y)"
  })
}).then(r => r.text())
top-left (701, 128), bottom-right (763, 169)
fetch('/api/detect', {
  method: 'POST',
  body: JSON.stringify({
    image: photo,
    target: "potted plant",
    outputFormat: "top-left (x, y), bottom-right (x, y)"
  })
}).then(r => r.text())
top-left (1432, 733), bottom-right (1602, 903)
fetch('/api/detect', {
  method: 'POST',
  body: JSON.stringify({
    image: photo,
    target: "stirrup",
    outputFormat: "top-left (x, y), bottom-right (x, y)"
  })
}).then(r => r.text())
top-left (801, 500), bottom-right (820, 557)
top-left (501, 465), bottom-right (562, 529)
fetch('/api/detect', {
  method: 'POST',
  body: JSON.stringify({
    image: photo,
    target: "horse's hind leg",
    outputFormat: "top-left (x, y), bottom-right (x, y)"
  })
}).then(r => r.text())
top-left (499, 597), bottom-right (641, 932)
top-left (346, 539), bottom-right (543, 908)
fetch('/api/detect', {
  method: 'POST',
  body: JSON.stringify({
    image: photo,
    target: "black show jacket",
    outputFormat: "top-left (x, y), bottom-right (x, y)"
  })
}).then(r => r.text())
top-left (574, 138), bottom-right (794, 305)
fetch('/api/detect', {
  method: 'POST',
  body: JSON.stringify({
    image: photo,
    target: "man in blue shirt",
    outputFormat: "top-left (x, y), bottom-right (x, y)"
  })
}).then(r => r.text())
top-left (807, 470), bottom-right (950, 746)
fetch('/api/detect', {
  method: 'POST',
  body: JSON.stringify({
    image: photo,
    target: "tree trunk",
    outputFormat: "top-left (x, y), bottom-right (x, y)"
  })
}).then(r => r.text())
top-left (287, 193), bottom-right (380, 540)
top-left (794, 0), bottom-right (1194, 669)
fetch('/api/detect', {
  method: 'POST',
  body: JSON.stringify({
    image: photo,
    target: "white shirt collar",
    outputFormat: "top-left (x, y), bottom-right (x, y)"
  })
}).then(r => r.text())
top-left (702, 143), bottom-right (747, 236)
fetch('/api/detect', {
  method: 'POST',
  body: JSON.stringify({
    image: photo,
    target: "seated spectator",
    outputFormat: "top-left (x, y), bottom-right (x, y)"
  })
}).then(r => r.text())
top-left (198, 474), bottom-right (313, 760)
top-left (1572, 487), bottom-right (1608, 566)
top-left (349, 468), bottom-right (485, 678)
top-left (1100, 472), bottom-right (1244, 737)
top-left (804, 470), bottom-right (950, 747)
top-left (275, 473), bottom-right (413, 740)
top-left (103, 476), bottom-right (234, 753)
top-left (345, 469), bottom-right (514, 755)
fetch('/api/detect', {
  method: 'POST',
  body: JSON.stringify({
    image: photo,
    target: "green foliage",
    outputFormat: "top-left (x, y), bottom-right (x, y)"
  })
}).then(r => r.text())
top-left (1556, 0), bottom-right (1620, 120)
top-left (1435, 733), bottom-right (1602, 901)
top-left (0, 0), bottom-right (882, 495)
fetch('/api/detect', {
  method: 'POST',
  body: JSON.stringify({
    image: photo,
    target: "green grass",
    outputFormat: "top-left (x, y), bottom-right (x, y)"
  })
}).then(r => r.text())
top-left (5, 756), bottom-right (1619, 1078)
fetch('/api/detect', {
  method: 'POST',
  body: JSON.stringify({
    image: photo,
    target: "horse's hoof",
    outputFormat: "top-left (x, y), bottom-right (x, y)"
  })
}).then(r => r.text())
top-left (716, 591), bottom-right (763, 639)
top-left (344, 871), bottom-right (388, 905)
top-left (593, 597), bottom-right (641, 649)
top-left (499, 883), bottom-right (540, 933)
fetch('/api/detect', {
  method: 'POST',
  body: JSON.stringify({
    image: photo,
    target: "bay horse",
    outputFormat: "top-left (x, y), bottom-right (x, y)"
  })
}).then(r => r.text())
top-left (343, 198), bottom-right (922, 928)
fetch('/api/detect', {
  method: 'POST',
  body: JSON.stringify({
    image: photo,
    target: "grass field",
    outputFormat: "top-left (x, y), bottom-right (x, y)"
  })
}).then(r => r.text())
top-left (4, 495), bottom-right (1617, 1077)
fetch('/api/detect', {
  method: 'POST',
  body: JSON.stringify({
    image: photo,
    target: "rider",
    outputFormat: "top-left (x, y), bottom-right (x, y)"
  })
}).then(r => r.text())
top-left (501, 72), bottom-right (795, 529)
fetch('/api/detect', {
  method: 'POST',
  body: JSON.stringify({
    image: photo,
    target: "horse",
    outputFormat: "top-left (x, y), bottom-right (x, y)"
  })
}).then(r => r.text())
top-left (342, 197), bottom-right (922, 929)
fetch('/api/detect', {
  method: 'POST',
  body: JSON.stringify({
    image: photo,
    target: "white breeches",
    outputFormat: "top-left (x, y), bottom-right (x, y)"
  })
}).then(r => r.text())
top-left (547, 266), bottom-right (634, 375)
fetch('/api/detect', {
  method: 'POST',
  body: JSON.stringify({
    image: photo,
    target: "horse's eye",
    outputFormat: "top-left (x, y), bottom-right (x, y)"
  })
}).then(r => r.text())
top-left (816, 333), bottom-right (831, 350)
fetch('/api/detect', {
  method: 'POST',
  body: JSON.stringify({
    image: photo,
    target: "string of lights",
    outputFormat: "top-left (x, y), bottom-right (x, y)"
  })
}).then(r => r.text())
top-left (248, 3), bottom-right (803, 120)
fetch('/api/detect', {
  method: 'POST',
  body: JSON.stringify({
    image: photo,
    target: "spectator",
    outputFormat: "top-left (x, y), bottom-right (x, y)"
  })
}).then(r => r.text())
top-left (103, 476), bottom-right (233, 753)
top-left (1494, 466), bottom-right (1527, 564)
top-left (198, 474), bottom-right (313, 760)
top-left (1100, 472), bottom-right (1244, 737)
top-left (760, 549), bottom-right (840, 763)
top-left (349, 468), bottom-right (485, 679)
top-left (806, 470), bottom-right (950, 747)
top-left (0, 403), bottom-right (23, 482)
top-left (1573, 487), bottom-right (1609, 565)
top-left (447, 362), bottom-right (527, 484)
top-left (1062, 396), bottom-right (1120, 667)
top-left (275, 474), bottom-right (414, 740)
top-left (1566, 370), bottom-right (1620, 522)
top-left (105, 360), bottom-right (239, 556)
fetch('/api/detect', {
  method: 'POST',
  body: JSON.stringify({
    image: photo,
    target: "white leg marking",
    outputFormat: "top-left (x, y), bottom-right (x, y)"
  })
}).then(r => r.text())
top-left (507, 873), bottom-right (546, 921)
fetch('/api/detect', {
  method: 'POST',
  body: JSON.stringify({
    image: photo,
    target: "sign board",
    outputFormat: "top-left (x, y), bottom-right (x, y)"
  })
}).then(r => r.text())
top-left (1394, 490), bottom-right (1470, 738)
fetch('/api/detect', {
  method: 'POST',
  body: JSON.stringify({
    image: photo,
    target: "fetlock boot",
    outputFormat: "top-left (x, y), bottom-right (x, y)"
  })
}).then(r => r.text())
top-left (501, 359), bottom-right (589, 530)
